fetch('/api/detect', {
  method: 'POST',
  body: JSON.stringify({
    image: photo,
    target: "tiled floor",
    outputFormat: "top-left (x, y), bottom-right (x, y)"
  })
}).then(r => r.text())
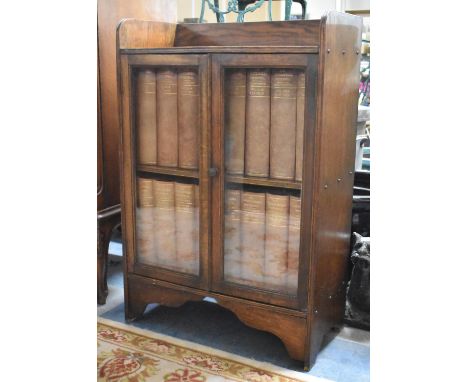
top-left (98, 242), bottom-right (369, 382)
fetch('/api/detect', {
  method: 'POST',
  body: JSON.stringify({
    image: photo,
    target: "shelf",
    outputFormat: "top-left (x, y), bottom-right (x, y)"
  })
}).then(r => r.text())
top-left (137, 164), bottom-right (199, 179)
top-left (226, 174), bottom-right (301, 190)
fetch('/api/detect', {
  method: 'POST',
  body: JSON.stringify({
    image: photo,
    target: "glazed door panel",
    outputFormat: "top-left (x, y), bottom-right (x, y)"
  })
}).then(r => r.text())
top-left (122, 54), bottom-right (210, 290)
top-left (210, 54), bottom-right (318, 310)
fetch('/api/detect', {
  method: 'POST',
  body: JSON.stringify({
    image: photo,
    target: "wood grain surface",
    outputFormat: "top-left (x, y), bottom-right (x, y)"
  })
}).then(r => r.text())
top-left (117, 13), bottom-right (362, 370)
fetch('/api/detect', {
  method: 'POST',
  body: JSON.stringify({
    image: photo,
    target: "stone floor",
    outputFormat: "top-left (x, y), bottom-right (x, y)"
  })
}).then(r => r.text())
top-left (98, 241), bottom-right (370, 382)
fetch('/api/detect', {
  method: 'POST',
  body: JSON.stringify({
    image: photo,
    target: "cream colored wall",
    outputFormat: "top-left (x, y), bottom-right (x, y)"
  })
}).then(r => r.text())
top-left (345, 0), bottom-right (370, 11)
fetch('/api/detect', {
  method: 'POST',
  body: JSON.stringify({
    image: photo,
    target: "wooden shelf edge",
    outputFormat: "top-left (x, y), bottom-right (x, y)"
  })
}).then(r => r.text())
top-left (226, 175), bottom-right (302, 190)
top-left (137, 165), bottom-right (199, 179)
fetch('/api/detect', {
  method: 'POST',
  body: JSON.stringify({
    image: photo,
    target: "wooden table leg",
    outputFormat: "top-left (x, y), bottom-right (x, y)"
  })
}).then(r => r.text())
top-left (97, 206), bottom-right (121, 305)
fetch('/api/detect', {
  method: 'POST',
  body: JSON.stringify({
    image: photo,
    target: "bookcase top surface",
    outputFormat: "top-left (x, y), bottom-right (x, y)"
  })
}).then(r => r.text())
top-left (117, 12), bottom-right (361, 51)
top-left (117, 12), bottom-right (362, 54)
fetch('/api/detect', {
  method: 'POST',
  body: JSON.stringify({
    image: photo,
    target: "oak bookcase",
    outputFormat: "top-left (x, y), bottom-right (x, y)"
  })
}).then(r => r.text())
top-left (117, 12), bottom-right (362, 370)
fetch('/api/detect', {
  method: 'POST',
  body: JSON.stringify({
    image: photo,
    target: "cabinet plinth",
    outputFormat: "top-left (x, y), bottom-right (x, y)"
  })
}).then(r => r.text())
top-left (118, 12), bottom-right (362, 370)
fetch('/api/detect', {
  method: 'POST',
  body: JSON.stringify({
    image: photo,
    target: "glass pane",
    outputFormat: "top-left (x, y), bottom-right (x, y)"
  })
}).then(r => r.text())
top-left (133, 65), bottom-right (201, 277)
top-left (136, 177), bottom-right (200, 275)
top-left (223, 68), bottom-right (305, 296)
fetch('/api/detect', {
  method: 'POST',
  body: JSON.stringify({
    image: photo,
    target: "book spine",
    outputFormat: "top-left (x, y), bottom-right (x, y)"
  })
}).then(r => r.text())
top-left (192, 185), bottom-right (200, 275)
top-left (156, 69), bottom-right (178, 167)
top-left (270, 69), bottom-right (297, 180)
top-left (295, 72), bottom-right (305, 181)
top-left (136, 178), bottom-right (155, 264)
top-left (225, 70), bottom-right (247, 175)
top-left (224, 189), bottom-right (242, 283)
top-left (175, 182), bottom-right (198, 275)
top-left (153, 180), bottom-right (177, 270)
top-left (240, 191), bottom-right (266, 288)
top-left (136, 70), bottom-right (157, 165)
top-left (177, 69), bottom-right (199, 169)
top-left (264, 193), bottom-right (289, 290)
top-left (245, 69), bottom-right (271, 178)
top-left (287, 196), bottom-right (301, 294)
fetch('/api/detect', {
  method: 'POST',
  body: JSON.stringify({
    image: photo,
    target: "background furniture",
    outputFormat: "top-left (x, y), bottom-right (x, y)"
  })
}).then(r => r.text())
top-left (97, 0), bottom-right (177, 304)
top-left (200, 0), bottom-right (307, 22)
top-left (117, 12), bottom-right (362, 369)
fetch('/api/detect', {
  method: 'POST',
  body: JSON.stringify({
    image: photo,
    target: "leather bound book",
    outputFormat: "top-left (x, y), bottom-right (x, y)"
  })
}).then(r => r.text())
top-left (241, 191), bottom-right (266, 288)
top-left (136, 178), bottom-right (155, 265)
top-left (224, 189), bottom-right (242, 283)
top-left (156, 69), bottom-right (178, 167)
top-left (264, 193), bottom-right (289, 290)
top-left (178, 69), bottom-right (199, 169)
top-left (270, 69), bottom-right (298, 180)
top-left (295, 72), bottom-right (305, 181)
top-left (192, 185), bottom-right (200, 274)
top-left (136, 70), bottom-right (157, 165)
top-left (153, 180), bottom-right (177, 271)
top-left (245, 69), bottom-right (271, 178)
top-left (225, 70), bottom-right (247, 175)
top-left (175, 182), bottom-right (198, 275)
top-left (287, 196), bottom-right (301, 294)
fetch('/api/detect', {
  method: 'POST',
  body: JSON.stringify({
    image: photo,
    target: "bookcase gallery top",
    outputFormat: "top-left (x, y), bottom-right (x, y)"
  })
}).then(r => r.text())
top-left (117, 11), bottom-right (362, 54)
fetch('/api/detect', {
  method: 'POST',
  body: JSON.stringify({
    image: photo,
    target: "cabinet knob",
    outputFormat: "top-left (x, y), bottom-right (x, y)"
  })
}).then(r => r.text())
top-left (208, 167), bottom-right (219, 177)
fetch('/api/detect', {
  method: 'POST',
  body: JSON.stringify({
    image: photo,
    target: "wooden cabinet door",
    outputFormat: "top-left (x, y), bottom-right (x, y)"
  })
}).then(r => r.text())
top-left (120, 53), bottom-right (210, 290)
top-left (210, 53), bottom-right (318, 310)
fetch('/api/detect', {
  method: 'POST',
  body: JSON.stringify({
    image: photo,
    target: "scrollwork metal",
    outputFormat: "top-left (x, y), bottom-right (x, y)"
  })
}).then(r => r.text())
top-left (199, 0), bottom-right (274, 23)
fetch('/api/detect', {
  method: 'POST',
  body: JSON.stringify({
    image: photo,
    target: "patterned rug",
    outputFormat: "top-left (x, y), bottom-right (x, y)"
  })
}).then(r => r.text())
top-left (97, 318), bottom-right (329, 382)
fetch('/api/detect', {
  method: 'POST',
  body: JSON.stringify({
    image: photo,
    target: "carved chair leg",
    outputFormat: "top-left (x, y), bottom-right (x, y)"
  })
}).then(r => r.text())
top-left (297, 0), bottom-right (307, 20)
top-left (97, 219), bottom-right (114, 305)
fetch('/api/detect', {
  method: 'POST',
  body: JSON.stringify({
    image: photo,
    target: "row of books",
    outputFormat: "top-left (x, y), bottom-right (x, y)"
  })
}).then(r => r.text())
top-left (136, 67), bottom-right (306, 182)
top-left (136, 68), bottom-right (200, 170)
top-left (225, 68), bottom-right (306, 182)
top-left (136, 178), bottom-right (200, 275)
top-left (136, 178), bottom-right (301, 295)
top-left (224, 189), bottom-right (301, 295)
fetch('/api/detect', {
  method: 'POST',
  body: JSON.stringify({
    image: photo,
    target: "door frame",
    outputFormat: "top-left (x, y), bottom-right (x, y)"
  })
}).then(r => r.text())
top-left (120, 53), bottom-right (211, 291)
top-left (210, 53), bottom-right (318, 310)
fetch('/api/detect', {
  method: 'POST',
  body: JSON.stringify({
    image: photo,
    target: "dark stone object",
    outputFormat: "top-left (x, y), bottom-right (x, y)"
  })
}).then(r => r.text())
top-left (345, 233), bottom-right (370, 330)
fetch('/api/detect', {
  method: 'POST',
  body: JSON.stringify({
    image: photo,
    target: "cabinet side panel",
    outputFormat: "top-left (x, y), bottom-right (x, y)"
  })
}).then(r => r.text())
top-left (307, 12), bottom-right (362, 368)
top-left (97, 48), bottom-right (105, 208)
